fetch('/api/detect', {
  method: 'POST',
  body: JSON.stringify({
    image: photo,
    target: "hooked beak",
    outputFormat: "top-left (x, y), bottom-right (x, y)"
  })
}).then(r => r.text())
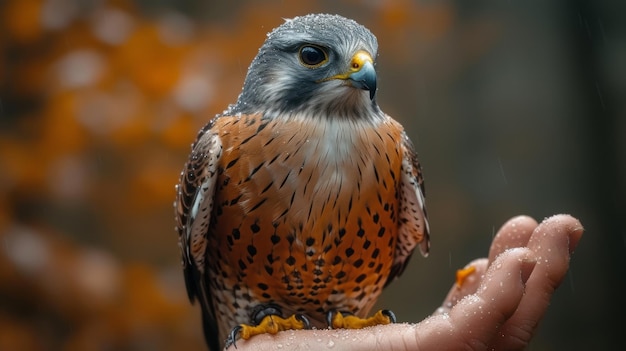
top-left (323, 50), bottom-right (377, 100)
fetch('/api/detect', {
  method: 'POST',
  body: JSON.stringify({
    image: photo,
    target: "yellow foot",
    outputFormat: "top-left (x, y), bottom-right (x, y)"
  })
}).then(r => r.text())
top-left (456, 265), bottom-right (477, 288)
top-left (328, 309), bottom-right (397, 329)
top-left (226, 314), bottom-right (310, 348)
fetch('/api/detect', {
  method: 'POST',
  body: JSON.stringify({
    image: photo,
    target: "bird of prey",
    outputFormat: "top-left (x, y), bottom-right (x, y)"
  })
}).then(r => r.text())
top-left (175, 13), bottom-right (429, 351)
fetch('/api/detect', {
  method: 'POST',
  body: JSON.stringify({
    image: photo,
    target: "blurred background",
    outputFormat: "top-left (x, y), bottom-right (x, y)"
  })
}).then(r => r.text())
top-left (1, 0), bottom-right (624, 350)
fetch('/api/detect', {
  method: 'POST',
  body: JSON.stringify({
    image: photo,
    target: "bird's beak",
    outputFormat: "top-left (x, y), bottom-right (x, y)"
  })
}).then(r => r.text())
top-left (324, 50), bottom-right (377, 100)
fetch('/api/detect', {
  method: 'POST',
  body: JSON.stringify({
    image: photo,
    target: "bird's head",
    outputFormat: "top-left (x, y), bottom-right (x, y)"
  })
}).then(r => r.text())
top-left (229, 14), bottom-right (382, 120)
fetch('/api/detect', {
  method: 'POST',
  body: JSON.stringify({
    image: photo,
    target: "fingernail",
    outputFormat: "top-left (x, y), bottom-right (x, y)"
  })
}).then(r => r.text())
top-left (569, 226), bottom-right (584, 253)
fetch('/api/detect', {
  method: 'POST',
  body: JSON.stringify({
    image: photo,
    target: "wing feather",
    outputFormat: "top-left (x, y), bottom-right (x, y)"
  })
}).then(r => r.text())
top-left (387, 131), bottom-right (430, 284)
top-left (174, 119), bottom-right (223, 351)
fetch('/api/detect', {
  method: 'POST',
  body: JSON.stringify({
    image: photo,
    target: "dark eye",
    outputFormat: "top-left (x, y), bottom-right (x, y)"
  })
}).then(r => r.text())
top-left (299, 45), bottom-right (328, 67)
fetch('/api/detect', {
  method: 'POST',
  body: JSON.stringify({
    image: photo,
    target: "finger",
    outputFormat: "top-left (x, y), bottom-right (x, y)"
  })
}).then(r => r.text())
top-left (488, 215), bottom-right (538, 264)
top-left (491, 214), bottom-right (584, 350)
top-left (436, 258), bottom-right (488, 315)
top-left (438, 215), bottom-right (538, 315)
top-left (416, 247), bottom-right (536, 351)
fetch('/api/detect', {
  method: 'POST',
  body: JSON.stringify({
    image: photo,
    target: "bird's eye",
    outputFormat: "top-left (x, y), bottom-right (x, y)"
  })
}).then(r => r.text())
top-left (298, 45), bottom-right (328, 68)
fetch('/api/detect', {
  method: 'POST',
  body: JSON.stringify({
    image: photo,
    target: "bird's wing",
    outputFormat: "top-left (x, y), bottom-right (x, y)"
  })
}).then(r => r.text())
top-left (175, 119), bottom-right (223, 351)
top-left (387, 131), bottom-right (430, 285)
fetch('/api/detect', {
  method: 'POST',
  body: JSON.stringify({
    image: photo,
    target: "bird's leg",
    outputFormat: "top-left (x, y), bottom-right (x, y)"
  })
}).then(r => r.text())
top-left (326, 309), bottom-right (396, 330)
top-left (225, 304), bottom-right (311, 348)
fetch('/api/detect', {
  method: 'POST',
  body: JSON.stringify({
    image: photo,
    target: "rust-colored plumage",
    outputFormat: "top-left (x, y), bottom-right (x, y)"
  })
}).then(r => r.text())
top-left (175, 14), bottom-right (429, 350)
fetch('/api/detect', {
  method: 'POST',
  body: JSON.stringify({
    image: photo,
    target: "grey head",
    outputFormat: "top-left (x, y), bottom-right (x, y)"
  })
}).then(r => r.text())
top-left (226, 14), bottom-right (381, 120)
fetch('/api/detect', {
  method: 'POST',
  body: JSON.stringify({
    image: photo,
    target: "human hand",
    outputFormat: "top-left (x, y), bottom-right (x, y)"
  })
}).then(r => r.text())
top-left (227, 214), bottom-right (583, 351)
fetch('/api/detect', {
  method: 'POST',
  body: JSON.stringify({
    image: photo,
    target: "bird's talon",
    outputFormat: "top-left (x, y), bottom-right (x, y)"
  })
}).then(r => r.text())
top-left (295, 314), bottom-right (312, 329)
top-left (326, 311), bottom-right (336, 329)
top-left (225, 325), bottom-right (243, 349)
top-left (381, 309), bottom-right (397, 323)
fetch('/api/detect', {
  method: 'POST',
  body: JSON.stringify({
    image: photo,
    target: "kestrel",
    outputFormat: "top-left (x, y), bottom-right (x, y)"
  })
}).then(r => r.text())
top-left (175, 14), bottom-right (430, 351)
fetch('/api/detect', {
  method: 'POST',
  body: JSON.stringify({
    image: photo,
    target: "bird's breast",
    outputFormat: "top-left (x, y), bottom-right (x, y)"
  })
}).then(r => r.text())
top-left (207, 113), bottom-right (405, 324)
